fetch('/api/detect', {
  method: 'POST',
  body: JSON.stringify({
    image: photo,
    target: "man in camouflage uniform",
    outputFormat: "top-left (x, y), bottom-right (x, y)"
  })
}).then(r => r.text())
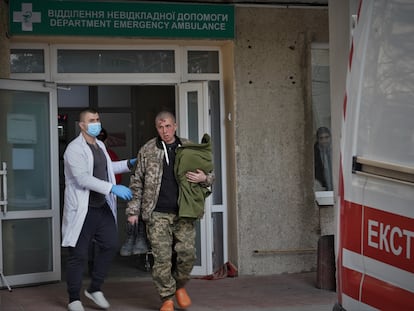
top-left (127, 111), bottom-right (214, 311)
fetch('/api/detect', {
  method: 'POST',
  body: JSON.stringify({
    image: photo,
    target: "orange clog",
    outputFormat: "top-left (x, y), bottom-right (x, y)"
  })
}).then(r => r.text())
top-left (175, 288), bottom-right (192, 309)
top-left (160, 299), bottom-right (174, 311)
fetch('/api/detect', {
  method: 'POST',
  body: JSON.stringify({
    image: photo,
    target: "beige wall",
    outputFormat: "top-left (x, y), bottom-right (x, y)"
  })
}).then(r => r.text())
top-left (231, 6), bottom-right (329, 274)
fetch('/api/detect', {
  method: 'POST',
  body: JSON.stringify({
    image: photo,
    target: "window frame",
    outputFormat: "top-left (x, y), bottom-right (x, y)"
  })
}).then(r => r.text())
top-left (50, 44), bottom-right (181, 84)
top-left (182, 46), bottom-right (222, 82)
top-left (311, 43), bottom-right (333, 206)
top-left (10, 43), bottom-right (50, 81)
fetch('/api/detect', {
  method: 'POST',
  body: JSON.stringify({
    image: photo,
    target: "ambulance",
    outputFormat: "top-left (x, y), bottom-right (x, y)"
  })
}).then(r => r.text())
top-left (334, 0), bottom-right (414, 310)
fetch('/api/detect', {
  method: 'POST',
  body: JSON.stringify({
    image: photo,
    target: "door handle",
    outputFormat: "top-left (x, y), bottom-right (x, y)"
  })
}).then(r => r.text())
top-left (0, 162), bottom-right (7, 214)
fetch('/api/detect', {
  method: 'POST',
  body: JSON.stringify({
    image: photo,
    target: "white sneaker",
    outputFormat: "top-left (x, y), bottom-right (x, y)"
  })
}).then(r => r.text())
top-left (68, 300), bottom-right (85, 311)
top-left (84, 290), bottom-right (110, 309)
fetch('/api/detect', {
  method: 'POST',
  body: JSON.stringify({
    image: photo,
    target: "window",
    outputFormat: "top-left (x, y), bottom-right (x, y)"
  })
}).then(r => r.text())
top-left (57, 85), bottom-right (89, 108)
top-left (10, 49), bottom-right (44, 73)
top-left (57, 49), bottom-right (175, 73)
top-left (311, 45), bottom-right (333, 201)
top-left (187, 50), bottom-right (219, 73)
top-left (9, 45), bottom-right (49, 81)
top-left (97, 86), bottom-right (131, 107)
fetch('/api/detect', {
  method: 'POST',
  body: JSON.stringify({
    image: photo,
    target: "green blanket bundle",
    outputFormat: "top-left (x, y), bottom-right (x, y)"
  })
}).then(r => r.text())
top-left (175, 133), bottom-right (213, 218)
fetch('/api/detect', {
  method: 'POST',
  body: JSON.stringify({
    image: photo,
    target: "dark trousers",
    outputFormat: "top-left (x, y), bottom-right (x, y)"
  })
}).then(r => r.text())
top-left (66, 203), bottom-right (118, 303)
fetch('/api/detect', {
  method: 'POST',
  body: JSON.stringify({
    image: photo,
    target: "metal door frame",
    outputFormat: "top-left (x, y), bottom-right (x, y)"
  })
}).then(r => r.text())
top-left (0, 79), bottom-right (61, 288)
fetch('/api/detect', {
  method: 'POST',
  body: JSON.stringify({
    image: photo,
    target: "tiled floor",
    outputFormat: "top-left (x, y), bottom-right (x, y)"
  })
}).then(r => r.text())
top-left (0, 261), bottom-right (337, 311)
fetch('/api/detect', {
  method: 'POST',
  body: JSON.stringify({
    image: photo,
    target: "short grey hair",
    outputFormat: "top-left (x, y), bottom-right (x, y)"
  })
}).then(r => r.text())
top-left (155, 111), bottom-right (176, 125)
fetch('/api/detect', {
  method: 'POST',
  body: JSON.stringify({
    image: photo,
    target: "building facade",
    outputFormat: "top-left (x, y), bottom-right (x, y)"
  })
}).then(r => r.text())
top-left (0, 0), bottom-right (345, 288)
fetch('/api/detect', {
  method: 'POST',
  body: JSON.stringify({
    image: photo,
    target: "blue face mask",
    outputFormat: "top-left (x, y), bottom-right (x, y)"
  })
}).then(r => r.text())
top-left (86, 122), bottom-right (102, 137)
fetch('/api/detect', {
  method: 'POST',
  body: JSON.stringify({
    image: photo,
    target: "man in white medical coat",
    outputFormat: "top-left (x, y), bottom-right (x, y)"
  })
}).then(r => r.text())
top-left (62, 108), bottom-right (135, 311)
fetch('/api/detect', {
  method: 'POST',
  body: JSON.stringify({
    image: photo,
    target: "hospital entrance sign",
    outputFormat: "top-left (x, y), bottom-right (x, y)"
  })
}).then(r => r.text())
top-left (9, 0), bottom-right (235, 39)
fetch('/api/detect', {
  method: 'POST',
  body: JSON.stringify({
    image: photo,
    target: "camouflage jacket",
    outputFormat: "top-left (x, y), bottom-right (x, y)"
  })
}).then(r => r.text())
top-left (126, 135), bottom-right (214, 221)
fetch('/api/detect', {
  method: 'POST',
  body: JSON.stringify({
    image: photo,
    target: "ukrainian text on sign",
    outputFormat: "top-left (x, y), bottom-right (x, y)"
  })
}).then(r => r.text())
top-left (10, 0), bottom-right (235, 39)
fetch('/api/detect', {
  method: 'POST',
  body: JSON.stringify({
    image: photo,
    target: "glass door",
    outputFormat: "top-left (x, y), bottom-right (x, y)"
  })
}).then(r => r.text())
top-left (0, 79), bottom-right (61, 288)
top-left (177, 82), bottom-right (212, 275)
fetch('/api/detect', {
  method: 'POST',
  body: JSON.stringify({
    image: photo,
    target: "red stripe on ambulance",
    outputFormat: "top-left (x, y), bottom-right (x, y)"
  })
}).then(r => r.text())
top-left (341, 201), bottom-right (362, 254)
top-left (357, 0), bottom-right (363, 22)
top-left (343, 93), bottom-right (347, 119)
top-left (348, 41), bottom-right (354, 72)
top-left (336, 159), bottom-right (344, 305)
top-left (362, 273), bottom-right (414, 310)
top-left (341, 266), bottom-right (363, 301)
top-left (341, 265), bottom-right (414, 310)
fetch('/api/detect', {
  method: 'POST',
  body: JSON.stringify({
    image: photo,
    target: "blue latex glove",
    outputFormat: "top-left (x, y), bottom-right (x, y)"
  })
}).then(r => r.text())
top-left (111, 185), bottom-right (132, 200)
top-left (129, 158), bottom-right (137, 166)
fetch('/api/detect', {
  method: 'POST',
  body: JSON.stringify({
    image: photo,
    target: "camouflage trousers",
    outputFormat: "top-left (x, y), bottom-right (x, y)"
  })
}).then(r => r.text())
top-left (147, 211), bottom-right (196, 301)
